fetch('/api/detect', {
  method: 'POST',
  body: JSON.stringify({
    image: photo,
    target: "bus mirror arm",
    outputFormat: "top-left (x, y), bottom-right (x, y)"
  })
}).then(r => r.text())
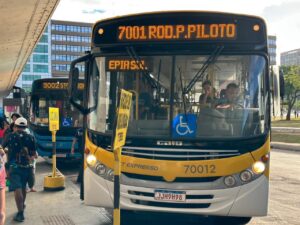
top-left (69, 67), bottom-right (79, 97)
top-left (68, 53), bottom-right (91, 96)
top-left (69, 97), bottom-right (92, 115)
top-left (68, 53), bottom-right (92, 115)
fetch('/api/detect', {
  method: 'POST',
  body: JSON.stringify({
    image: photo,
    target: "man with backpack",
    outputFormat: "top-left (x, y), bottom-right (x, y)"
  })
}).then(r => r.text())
top-left (2, 117), bottom-right (37, 222)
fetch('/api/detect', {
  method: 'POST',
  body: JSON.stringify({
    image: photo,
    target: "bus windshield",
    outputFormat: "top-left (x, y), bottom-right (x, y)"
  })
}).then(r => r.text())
top-left (30, 92), bottom-right (83, 128)
top-left (88, 54), bottom-right (267, 139)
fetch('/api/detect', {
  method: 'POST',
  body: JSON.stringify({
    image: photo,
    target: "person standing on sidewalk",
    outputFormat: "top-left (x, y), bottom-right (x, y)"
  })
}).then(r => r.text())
top-left (2, 117), bottom-right (37, 222)
top-left (2, 113), bottom-right (21, 144)
top-left (0, 120), bottom-right (9, 144)
top-left (71, 127), bottom-right (83, 183)
top-left (0, 147), bottom-right (7, 225)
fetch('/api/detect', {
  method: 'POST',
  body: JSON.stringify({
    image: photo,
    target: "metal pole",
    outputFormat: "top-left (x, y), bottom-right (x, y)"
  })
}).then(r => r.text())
top-left (113, 147), bottom-right (121, 225)
top-left (52, 130), bottom-right (57, 177)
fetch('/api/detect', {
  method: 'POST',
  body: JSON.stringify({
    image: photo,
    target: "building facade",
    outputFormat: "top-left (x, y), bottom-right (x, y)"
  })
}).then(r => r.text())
top-left (280, 49), bottom-right (300, 66)
top-left (17, 20), bottom-right (92, 91)
top-left (268, 35), bottom-right (277, 66)
top-left (51, 20), bottom-right (92, 77)
top-left (15, 25), bottom-right (51, 92)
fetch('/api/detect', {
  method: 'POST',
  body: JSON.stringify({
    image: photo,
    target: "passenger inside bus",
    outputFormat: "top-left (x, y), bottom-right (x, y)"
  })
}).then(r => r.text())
top-left (216, 83), bottom-right (242, 109)
top-left (138, 78), bottom-right (154, 120)
top-left (199, 80), bottom-right (218, 108)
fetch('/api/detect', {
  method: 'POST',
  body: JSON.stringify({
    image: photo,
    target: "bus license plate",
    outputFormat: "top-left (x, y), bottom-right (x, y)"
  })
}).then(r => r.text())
top-left (154, 190), bottom-right (186, 202)
top-left (56, 154), bottom-right (66, 158)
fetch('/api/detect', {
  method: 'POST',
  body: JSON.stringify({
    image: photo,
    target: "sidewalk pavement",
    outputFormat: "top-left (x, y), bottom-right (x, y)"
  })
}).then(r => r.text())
top-left (5, 160), bottom-right (113, 225)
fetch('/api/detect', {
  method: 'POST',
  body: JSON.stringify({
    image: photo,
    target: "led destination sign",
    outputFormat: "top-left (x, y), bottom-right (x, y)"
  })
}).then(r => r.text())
top-left (117, 23), bottom-right (236, 41)
top-left (42, 82), bottom-right (84, 90)
top-left (107, 59), bottom-right (147, 71)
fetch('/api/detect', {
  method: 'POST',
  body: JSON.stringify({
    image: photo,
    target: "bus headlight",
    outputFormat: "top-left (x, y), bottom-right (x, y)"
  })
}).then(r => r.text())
top-left (95, 163), bottom-right (106, 175)
top-left (86, 157), bottom-right (115, 182)
top-left (224, 176), bottom-right (236, 187)
top-left (86, 154), bottom-right (97, 167)
top-left (252, 161), bottom-right (265, 174)
top-left (107, 169), bottom-right (114, 182)
top-left (240, 170), bottom-right (253, 182)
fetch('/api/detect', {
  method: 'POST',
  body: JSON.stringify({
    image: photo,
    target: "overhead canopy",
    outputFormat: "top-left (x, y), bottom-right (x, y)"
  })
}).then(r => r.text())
top-left (0, 0), bottom-right (60, 97)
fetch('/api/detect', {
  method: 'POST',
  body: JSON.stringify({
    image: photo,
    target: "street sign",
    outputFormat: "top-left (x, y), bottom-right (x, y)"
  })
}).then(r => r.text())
top-left (113, 89), bottom-right (132, 149)
top-left (44, 107), bottom-right (65, 191)
top-left (112, 89), bottom-right (132, 225)
top-left (49, 107), bottom-right (60, 131)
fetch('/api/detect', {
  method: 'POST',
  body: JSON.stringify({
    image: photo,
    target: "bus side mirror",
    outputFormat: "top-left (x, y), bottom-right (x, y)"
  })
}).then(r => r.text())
top-left (68, 53), bottom-right (92, 115)
top-left (69, 67), bottom-right (80, 97)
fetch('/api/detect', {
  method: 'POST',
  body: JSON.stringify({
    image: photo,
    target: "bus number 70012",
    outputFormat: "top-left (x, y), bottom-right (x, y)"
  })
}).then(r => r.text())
top-left (184, 164), bottom-right (216, 174)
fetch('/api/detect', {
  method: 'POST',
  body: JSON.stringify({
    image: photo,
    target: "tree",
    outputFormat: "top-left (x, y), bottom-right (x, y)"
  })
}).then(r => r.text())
top-left (281, 66), bottom-right (300, 120)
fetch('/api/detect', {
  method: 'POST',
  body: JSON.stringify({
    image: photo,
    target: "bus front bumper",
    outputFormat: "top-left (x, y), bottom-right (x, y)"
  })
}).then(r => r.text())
top-left (84, 168), bottom-right (268, 217)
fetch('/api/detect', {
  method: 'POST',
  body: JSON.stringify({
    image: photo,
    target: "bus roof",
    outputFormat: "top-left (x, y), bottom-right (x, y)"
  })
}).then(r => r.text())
top-left (93, 10), bottom-right (266, 28)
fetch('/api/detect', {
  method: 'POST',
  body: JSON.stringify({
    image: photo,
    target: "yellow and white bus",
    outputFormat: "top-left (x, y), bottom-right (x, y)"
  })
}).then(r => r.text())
top-left (69, 11), bottom-right (270, 224)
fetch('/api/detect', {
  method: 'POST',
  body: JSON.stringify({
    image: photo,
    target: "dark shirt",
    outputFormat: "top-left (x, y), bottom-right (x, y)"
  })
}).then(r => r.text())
top-left (138, 92), bottom-right (153, 119)
top-left (199, 94), bottom-right (214, 104)
top-left (139, 92), bottom-right (152, 108)
top-left (216, 97), bottom-right (240, 106)
top-left (2, 125), bottom-right (13, 145)
top-left (3, 130), bottom-right (37, 166)
top-left (216, 97), bottom-right (229, 106)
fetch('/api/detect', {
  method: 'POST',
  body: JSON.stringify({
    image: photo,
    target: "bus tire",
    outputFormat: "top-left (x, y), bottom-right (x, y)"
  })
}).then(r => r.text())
top-left (214, 216), bottom-right (252, 225)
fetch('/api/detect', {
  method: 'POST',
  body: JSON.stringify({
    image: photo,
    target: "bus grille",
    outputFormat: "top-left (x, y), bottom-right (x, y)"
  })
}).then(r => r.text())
top-left (123, 173), bottom-right (220, 183)
top-left (121, 146), bottom-right (240, 160)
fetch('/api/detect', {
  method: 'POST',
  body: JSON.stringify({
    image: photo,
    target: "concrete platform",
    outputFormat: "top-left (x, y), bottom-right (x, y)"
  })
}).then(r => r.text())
top-left (5, 159), bottom-right (113, 225)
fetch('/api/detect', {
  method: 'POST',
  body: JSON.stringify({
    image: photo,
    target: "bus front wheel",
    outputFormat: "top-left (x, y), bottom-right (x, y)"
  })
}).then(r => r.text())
top-left (214, 216), bottom-right (252, 225)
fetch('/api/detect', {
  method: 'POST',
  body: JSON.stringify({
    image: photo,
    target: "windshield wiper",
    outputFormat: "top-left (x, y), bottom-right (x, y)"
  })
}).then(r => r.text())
top-left (183, 46), bottom-right (224, 94)
top-left (178, 66), bottom-right (188, 117)
top-left (126, 46), bottom-right (159, 89)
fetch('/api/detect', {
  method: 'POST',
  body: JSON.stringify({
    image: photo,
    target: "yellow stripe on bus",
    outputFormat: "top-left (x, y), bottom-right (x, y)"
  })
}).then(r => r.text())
top-left (86, 135), bottom-right (270, 182)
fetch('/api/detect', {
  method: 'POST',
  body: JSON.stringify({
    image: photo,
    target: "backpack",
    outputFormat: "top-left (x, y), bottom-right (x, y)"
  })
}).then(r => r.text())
top-left (14, 132), bottom-right (31, 165)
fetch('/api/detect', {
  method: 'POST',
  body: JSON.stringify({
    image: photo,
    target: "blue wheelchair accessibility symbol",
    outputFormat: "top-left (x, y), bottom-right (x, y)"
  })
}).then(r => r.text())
top-left (172, 114), bottom-right (197, 138)
top-left (62, 117), bottom-right (72, 127)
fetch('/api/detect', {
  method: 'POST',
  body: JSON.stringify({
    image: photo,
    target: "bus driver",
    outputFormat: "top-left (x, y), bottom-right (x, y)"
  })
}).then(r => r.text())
top-left (216, 83), bottom-right (241, 109)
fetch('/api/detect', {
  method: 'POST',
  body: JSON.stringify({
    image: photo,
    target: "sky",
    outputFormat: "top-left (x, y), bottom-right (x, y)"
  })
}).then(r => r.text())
top-left (52, 0), bottom-right (300, 61)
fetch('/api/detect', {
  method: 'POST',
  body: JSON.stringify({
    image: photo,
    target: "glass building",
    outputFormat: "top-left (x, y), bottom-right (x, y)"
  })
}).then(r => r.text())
top-left (15, 25), bottom-right (51, 92)
top-left (51, 20), bottom-right (92, 77)
top-left (17, 20), bottom-right (92, 91)
top-left (268, 35), bottom-right (277, 66)
top-left (281, 49), bottom-right (300, 66)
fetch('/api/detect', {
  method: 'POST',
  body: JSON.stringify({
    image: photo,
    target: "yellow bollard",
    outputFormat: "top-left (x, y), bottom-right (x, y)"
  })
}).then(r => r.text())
top-left (44, 130), bottom-right (65, 191)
